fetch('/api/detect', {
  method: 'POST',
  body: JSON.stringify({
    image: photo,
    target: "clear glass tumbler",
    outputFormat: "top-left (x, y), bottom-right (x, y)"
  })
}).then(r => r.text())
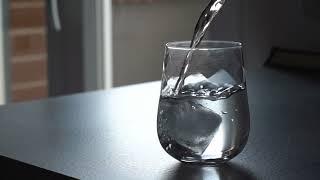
top-left (157, 41), bottom-right (250, 164)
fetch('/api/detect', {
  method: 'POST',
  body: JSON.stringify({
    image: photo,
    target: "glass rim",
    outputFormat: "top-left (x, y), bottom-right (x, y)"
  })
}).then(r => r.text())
top-left (166, 40), bottom-right (242, 51)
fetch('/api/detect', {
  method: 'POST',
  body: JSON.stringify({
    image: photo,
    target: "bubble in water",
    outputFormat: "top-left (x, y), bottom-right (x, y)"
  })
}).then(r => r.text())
top-left (235, 109), bottom-right (238, 112)
top-left (166, 144), bottom-right (172, 151)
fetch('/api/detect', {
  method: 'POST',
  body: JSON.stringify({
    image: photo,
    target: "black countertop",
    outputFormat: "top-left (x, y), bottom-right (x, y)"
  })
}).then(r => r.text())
top-left (0, 68), bottom-right (320, 179)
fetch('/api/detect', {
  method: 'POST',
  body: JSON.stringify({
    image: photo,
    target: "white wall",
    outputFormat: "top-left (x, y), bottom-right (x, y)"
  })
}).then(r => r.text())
top-left (210, 0), bottom-right (320, 68)
top-left (271, 0), bottom-right (320, 51)
top-left (112, 0), bottom-right (264, 86)
top-left (206, 0), bottom-right (243, 42)
top-left (112, 0), bottom-right (320, 86)
top-left (112, 0), bottom-right (206, 87)
top-left (206, 0), bottom-right (260, 68)
top-left (241, 0), bottom-right (320, 68)
top-left (243, 0), bottom-right (273, 69)
top-left (208, 0), bottom-right (274, 69)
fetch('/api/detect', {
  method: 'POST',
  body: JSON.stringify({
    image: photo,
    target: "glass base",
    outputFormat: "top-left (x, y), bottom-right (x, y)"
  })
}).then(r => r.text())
top-left (180, 155), bottom-right (232, 166)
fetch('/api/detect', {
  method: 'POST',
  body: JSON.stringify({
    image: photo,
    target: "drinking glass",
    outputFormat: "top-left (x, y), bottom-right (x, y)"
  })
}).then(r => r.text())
top-left (157, 41), bottom-right (250, 164)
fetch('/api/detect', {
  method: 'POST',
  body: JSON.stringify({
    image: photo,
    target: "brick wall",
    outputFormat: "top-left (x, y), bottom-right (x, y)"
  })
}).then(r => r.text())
top-left (9, 0), bottom-right (48, 102)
